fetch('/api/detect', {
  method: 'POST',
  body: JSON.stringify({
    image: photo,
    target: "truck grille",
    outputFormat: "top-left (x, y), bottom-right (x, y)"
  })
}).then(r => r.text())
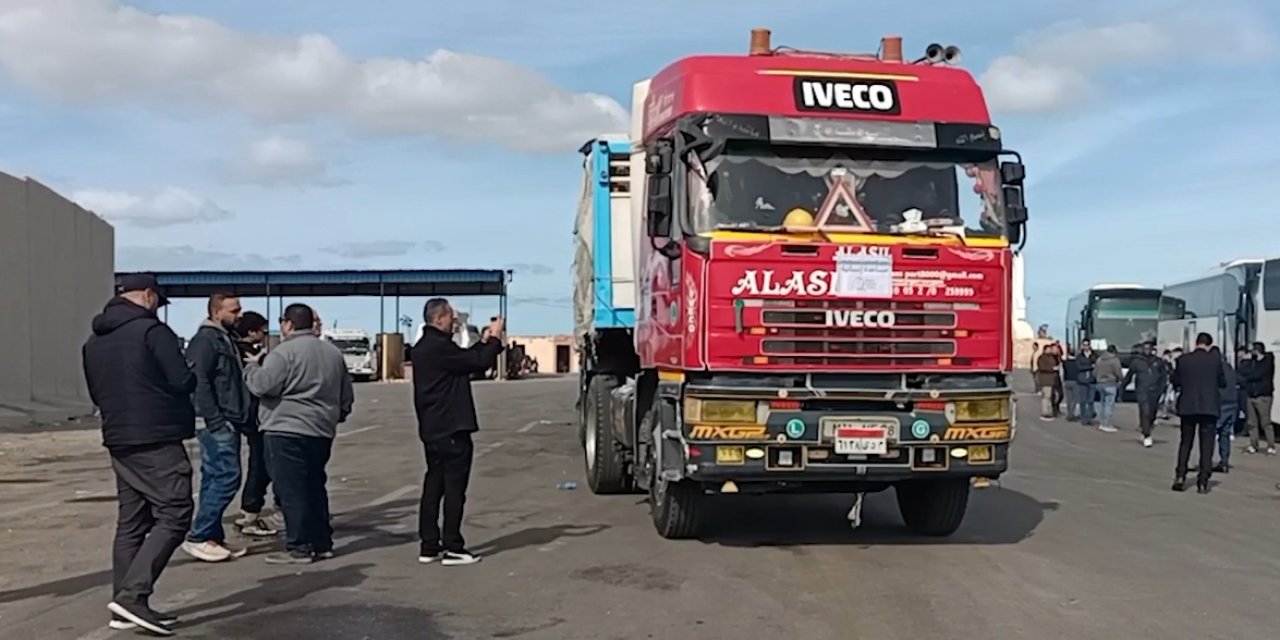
top-left (744, 300), bottom-right (972, 367)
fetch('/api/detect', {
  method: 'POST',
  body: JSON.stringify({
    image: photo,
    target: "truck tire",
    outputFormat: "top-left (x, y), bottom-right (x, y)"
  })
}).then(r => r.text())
top-left (650, 478), bottom-right (701, 539)
top-left (895, 478), bottom-right (970, 537)
top-left (584, 375), bottom-right (629, 494)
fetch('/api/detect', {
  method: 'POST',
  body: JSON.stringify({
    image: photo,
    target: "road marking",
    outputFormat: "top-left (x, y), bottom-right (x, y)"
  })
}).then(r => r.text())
top-left (518, 419), bottom-right (552, 433)
top-left (363, 441), bottom-right (505, 508)
top-left (0, 500), bottom-right (62, 520)
top-left (338, 424), bottom-right (385, 439)
top-left (367, 483), bottom-right (418, 507)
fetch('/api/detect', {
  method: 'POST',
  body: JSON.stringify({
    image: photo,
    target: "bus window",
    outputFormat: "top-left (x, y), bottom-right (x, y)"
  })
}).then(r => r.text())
top-left (1264, 259), bottom-right (1280, 311)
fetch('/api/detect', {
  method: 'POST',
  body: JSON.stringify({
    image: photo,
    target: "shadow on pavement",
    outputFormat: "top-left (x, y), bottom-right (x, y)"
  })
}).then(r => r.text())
top-left (696, 486), bottom-right (1058, 548)
top-left (471, 524), bottom-right (610, 557)
top-left (0, 496), bottom-right (421, 607)
top-left (171, 563), bottom-right (375, 625)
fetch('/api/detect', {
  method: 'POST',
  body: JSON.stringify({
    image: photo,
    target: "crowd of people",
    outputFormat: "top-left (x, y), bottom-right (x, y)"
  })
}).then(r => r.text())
top-left (81, 274), bottom-right (505, 636)
top-left (1033, 333), bottom-right (1277, 493)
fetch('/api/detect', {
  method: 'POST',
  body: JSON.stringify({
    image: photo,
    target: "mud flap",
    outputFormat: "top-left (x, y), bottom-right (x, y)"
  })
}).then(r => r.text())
top-left (654, 400), bottom-right (685, 482)
top-left (847, 492), bottom-right (866, 530)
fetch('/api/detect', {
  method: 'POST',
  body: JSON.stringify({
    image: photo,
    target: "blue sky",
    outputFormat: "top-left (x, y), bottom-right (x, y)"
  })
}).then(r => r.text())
top-left (1, 0), bottom-right (1277, 339)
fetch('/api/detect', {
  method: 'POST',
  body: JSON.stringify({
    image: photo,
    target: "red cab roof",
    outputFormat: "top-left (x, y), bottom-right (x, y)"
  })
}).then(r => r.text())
top-left (642, 53), bottom-right (992, 142)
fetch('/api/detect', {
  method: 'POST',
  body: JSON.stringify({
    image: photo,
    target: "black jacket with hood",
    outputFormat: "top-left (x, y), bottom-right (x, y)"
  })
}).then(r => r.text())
top-left (82, 297), bottom-right (197, 449)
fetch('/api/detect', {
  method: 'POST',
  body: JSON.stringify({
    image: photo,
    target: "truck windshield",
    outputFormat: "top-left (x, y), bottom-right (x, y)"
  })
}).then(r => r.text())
top-left (329, 339), bottom-right (369, 354)
top-left (687, 144), bottom-right (1004, 237)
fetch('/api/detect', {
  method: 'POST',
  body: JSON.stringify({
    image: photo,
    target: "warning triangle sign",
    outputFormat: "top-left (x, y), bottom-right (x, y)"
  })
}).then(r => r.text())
top-left (814, 170), bottom-right (875, 232)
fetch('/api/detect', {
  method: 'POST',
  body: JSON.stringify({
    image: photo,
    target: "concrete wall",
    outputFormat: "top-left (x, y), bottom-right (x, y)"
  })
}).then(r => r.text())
top-left (508, 335), bottom-right (579, 375)
top-left (0, 173), bottom-right (115, 425)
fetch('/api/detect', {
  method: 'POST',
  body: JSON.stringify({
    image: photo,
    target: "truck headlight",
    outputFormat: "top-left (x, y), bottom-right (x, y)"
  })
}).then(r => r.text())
top-left (951, 399), bottom-right (1008, 422)
top-left (684, 399), bottom-right (759, 424)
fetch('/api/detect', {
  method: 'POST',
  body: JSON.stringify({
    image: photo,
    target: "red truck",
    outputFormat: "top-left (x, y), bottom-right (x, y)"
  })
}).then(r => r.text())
top-left (573, 29), bottom-right (1028, 539)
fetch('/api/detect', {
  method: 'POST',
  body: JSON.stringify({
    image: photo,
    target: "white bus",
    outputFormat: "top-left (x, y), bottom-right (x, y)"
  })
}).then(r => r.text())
top-left (1066, 284), bottom-right (1163, 396)
top-left (1159, 257), bottom-right (1280, 423)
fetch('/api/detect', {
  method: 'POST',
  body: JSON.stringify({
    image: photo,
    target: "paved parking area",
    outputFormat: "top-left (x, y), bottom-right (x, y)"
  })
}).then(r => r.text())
top-left (1, 377), bottom-right (1278, 639)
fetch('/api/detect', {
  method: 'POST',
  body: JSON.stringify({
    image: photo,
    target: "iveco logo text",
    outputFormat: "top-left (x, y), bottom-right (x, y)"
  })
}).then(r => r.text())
top-left (794, 78), bottom-right (900, 114)
top-left (825, 309), bottom-right (896, 328)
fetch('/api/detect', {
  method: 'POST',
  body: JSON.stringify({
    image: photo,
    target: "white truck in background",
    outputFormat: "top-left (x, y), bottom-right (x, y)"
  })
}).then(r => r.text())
top-left (323, 328), bottom-right (377, 382)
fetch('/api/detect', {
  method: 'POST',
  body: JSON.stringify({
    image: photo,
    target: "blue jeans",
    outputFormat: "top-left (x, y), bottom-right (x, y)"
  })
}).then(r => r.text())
top-left (1217, 408), bottom-right (1237, 466)
top-left (189, 423), bottom-right (242, 543)
top-left (1078, 382), bottom-right (1097, 423)
top-left (1064, 382), bottom-right (1081, 419)
top-left (1098, 384), bottom-right (1118, 427)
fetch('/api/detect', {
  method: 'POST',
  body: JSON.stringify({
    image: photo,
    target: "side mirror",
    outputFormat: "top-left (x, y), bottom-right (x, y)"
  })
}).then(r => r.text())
top-left (646, 140), bottom-right (674, 175)
top-left (1003, 185), bottom-right (1027, 225)
top-left (1000, 161), bottom-right (1025, 185)
top-left (646, 174), bottom-right (673, 237)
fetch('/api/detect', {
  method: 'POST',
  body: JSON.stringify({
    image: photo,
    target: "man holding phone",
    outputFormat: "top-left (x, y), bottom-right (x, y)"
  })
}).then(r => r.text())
top-left (411, 299), bottom-right (505, 566)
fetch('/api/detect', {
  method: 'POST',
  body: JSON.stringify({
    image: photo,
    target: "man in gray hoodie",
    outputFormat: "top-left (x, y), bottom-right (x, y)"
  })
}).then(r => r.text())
top-left (243, 303), bottom-right (354, 564)
top-left (1094, 345), bottom-right (1124, 433)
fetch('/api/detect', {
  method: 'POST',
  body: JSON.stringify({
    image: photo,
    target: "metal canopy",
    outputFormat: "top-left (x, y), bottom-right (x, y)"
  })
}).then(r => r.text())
top-left (114, 269), bottom-right (509, 299)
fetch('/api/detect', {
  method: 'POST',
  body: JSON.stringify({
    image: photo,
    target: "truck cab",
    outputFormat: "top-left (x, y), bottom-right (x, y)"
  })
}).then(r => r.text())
top-left (574, 30), bottom-right (1028, 539)
top-left (323, 328), bottom-right (377, 382)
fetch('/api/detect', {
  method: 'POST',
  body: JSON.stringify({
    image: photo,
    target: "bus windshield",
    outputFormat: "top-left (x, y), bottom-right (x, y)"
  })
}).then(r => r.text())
top-left (687, 144), bottom-right (1004, 237)
top-left (1090, 297), bottom-right (1159, 350)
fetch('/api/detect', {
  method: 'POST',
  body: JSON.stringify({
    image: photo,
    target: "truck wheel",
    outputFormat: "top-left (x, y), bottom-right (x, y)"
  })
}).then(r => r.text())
top-left (584, 375), bottom-right (629, 494)
top-left (895, 478), bottom-right (970, 537)
top-left (650, 478), bottom-right (701, 539)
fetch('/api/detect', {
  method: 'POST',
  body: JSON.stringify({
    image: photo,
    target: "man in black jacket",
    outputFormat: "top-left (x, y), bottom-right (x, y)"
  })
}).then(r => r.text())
top-left (82, 274), bottom-right (195, 636)
top-left (1170, 332), bottom-right (1227, 494)
top-left (231, 311), bottom-right (281, 537)
top-left (181, 293), bottom-right (251, 563)
top-left (1122, 341), bottom-right (1168, 448)
top-left (1239, 341), bottom-right (1276, 455)
top-left (411, 298), bottom-right (504, 566)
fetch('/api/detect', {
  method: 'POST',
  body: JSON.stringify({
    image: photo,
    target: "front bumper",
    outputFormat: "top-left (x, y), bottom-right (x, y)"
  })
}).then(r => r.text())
top-left (675, 382), bottom-right (1014, 490)
top-left (687, 442), bottom-right (1009, 488)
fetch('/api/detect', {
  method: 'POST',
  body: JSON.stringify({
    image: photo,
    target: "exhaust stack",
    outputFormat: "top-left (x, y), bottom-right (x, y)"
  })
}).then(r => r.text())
top-left (749, 28), bottom-right (772, 56)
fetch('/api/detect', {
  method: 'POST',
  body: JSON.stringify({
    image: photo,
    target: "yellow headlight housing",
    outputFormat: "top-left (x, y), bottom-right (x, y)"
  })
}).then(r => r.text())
top-left (953, 399), bottom-right (1008, 422)
top-left (684, 399), bottom-right (759, 424)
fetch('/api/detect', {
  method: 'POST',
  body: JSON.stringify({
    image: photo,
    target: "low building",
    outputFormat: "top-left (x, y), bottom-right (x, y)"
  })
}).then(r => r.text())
top-left (507, 335), bottom-right (578, 375)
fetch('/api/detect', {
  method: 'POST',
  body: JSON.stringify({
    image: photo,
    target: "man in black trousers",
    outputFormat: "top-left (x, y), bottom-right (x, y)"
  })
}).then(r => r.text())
top-left (82, 274), bottom-right (196, 636)
top-left (1170, 332), bottom-right (1227, 494)
top-left (411, 298), bottom-right (504, 566)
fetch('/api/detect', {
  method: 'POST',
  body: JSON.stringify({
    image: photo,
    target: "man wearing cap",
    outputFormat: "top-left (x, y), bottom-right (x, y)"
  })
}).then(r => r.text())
top-left (82, 274), bottom-right (196, 636)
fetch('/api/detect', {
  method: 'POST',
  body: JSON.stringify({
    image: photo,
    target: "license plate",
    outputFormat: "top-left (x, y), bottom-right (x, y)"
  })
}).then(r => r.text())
top-left (834, 426), bottom-right (887, 455)
top-left (821, 419), bottom-right (899, 441)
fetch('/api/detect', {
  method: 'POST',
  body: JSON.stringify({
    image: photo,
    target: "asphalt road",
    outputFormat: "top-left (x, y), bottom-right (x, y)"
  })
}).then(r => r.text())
top-left (2, 376), bottom-right (1279, 640)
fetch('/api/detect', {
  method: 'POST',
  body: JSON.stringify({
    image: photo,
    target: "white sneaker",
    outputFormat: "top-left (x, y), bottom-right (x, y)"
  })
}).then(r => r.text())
top-left (181, 540), bottom-right (231, 562)
top-left (441, 550), bottom-right (481, 566)
top-left (1098, 425), bottom-right (1118, 433)
top-left (1143, 437), bottom-right (1153, 448)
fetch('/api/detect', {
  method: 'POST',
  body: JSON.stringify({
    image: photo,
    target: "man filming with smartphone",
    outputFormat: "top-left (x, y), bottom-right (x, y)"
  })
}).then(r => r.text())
top-left (411, 300), bottom-right (505, 566)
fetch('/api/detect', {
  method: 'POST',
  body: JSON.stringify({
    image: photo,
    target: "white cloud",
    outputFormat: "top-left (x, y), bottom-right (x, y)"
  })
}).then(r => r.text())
top-left (116, 245), bottom-right (301, 271)
top-left (71, 187), bottom-right (232, 228)
top-left (321, 240), bottom-right (422, 259)
top-left (228, 135), bottom-right (337, 187)
top-left (980, 9), bottom-right (1277, 113)
top-left (0, 0), bottom-right (628, 153)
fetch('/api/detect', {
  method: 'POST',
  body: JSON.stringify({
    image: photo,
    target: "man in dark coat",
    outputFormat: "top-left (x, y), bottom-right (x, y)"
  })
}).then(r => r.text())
top-left (1122, 342), bottom-right (1168, 448)
top-left (1211, 346), bottom-right (1239, 472)
top-left (182, 293), bottom-right (251, 562)
top-left (1170, 332), bottom-right (1227, 493)
top-left (1239, 341), bottom-right (1276, 455)
top-left (411, 298), bottom-right (504, 566)
top-left (231, 311), bottom-right (281, 537)
top-left (82, 273), bottom-right (195, 635)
